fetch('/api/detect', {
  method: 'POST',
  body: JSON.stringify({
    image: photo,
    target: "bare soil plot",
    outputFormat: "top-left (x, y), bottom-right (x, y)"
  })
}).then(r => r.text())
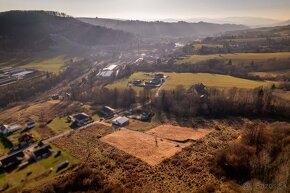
top-left (101, 129), bottom-right (188, 166)
top-left (147, 125), bottom-right (212, 141)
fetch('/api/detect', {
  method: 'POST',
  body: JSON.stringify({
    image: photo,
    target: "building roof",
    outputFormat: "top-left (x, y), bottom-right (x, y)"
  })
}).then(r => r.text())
top-left (12, 71), bottom-right (34, 78)
top-left (33, 145), bottom-right (51, 158)
top-left (0, 151), bottom-right (24, 166)
top-left (99, 70), bottom-right (114, 77)
top-left (113, 116), bottom-right (129, 125)
top-left (73, 113), bottom-right (89, 121)
top-left (103, 64), bottom-right (118, 71)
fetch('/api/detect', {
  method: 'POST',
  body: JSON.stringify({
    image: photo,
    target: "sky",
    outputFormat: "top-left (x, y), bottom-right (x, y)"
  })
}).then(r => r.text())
top-left (0, 0), bottom-right (290, 20)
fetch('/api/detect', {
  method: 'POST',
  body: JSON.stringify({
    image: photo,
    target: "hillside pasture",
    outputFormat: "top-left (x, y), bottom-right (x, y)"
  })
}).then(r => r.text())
top-left (176, 52), bottom-right (290, 64)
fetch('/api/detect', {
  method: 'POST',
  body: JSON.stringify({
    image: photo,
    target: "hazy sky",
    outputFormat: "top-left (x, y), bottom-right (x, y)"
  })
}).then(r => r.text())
top-left (1, 0), bottom-right (290, 20)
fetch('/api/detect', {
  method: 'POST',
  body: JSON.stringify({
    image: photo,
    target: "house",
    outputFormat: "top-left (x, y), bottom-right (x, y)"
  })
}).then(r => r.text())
top-left (112, 116), bottom-right (129, 127)
top-left (73, 113), bottom-right (93, 127)
top-left (0, 151), bottom-right (25, 169)
top-left (0, 124), bottom-right (22, 135)
top-left (154, 73), bottom-right (165, 79)
top-left (100, 106), bottom-right (115, 119)
top-left (140, 112), bottom-right (154, 122)
top-left (144, 79), bottom-right (161, 87)
top-left (190, 83), bottom-right (208, 98)
top-left (31, 145), bottom-right (52, 161)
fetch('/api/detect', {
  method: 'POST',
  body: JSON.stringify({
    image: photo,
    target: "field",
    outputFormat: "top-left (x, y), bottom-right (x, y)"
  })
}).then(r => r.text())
top-left (146, 125), bottom-right (212, 141)
top-left (101, 129), bottom-right (190, 166)
top-left (0, 144), bottom-right (76, 192)
top-left (176, 52), bottom-right (290, 64)
top-left (47, 117), bottom-right (71, 134)
top-left (107, 72), bottom-right (274, 91)
top-left (18, 55), bottom-right (69, 74)
top-left (0, 100), bottom-right (64, 123)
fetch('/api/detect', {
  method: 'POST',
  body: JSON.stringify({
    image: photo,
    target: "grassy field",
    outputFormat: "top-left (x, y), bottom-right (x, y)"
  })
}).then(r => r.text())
top-left (107, 72), bottom-right (275, 91)
top-left (19, 55), bottom-right (69, 74)
top-left (0, 144), bottom-right (76, 192)
top-left (47, 117), bottom-right (71, 134)
top-left (176, 52), bottom-right (290, 64)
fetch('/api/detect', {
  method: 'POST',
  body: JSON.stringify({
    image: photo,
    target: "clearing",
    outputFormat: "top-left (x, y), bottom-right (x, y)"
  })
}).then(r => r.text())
top-left (107, 72), bottom-right (274, 91)
top-left (101, 128), bottom-right (188, 166)
top-left (146, 125), bottom-right (212, 142)
top-left (176, 52), bottom-right (290, 64)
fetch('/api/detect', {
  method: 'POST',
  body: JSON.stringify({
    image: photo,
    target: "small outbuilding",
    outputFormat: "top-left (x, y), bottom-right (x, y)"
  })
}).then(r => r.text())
top-left (112, 116), bottom-right (129, 127)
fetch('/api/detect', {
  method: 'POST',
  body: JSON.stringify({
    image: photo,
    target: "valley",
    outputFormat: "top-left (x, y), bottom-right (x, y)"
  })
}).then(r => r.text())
top-left (0, 10), bottom-right (289, 193)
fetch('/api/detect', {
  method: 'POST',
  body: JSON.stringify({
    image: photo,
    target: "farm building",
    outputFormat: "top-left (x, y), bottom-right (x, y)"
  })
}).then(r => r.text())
top-left (0, 151), bottom-right (25, 169)
top-left (103, 64), bottom-right (118, 71)
top-left (0, 124), bottom-right (22, 135)
top-left (112, 116), bottom-right (129, 127)
top-left (100, 106), bottom-right (115, 119)
top-left (98, 70), bottom-right (114, 78)
top-left (31, 145), bottom-right (52, 161)
top-left (73, 113), bottom-right (93, 127)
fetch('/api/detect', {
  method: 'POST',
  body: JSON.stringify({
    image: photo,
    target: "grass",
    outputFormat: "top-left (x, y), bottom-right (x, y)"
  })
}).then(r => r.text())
top-left (18, 55), bottom-right (69, 74)
top-left (0, 136), bottom-right (13, 156)
top-left (107, 72), bottom-right (275, 91)
top-left (0, 144), bottom-right (77, 191)
top-left (47, 117), bottom-right (71, 134)
top-left (92, 114), bottom-right (100, 121)
top-left (176, 52), bottom-right (290, 64)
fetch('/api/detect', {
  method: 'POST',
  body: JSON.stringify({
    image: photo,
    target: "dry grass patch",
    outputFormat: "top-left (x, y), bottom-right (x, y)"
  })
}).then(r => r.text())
top-left (147, 125), bottom-right (213, 141)
top-left (101, 129), bottom-right (188, 166)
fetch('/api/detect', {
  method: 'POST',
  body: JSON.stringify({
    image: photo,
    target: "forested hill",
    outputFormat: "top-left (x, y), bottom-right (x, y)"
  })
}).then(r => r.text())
top-left (0, 11), bottom-right (135, 50)
top-left (78, 17), bottom-right (248, 39)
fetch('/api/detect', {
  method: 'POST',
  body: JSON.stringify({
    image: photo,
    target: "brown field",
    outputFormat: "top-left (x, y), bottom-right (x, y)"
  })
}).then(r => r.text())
top-left (0, 100), bottom-right (64, 123)
top-left (147, 125), bottom-right (213, 141)
top-left (101, 129), bottom-right (189, 166)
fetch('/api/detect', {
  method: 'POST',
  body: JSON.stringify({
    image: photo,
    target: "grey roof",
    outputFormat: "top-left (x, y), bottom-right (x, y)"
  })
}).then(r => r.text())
top-left (12, 71), bottom-right (34, 78)
top-left (113, 116), bottom-right (129, 125)
top-left (100, 70), bottom-right (114, 77)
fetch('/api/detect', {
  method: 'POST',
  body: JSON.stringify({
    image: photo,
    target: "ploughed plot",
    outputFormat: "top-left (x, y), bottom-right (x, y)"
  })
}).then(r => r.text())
top-left (101, 129), bottom-right (187, 166)
top-left (146, 125), bottom-right (212, 142)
